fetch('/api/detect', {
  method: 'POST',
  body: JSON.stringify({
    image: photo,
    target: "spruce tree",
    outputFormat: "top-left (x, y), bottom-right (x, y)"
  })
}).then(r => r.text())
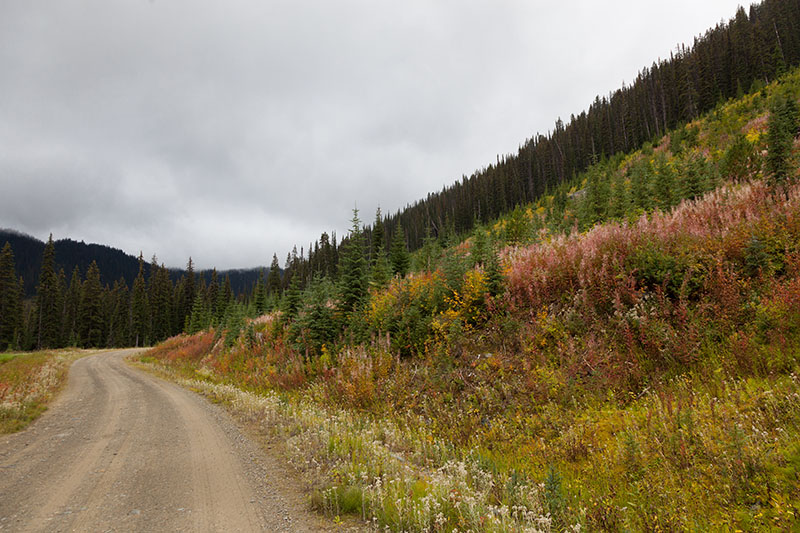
top-left (470, 226), bottom-right (489, 268)
top-left (56, 268), bottom-right (68, 345)
top-left (0, 242), bottom-right (22, 350)
top-left (188, 293), bottom-right (210, 334)
top-left (389, 224), bottom-right (410, 277)
top-left (370, 247), bottom-right (392, 290)
top-left (281, 275), bottom-right (302, 322)
top-left (485, 247), bottom-right (503, 298)
top-left (337, 209), bottom-right (368, 316)
top-left (62, 266), bottom-right (82, 346)
top-left (148, 257), bottom-right (172, 343)
top-left (609, 171), bottom-right (629, 220)
top-left (630, 163), bottom-right (652, 211)
top-left (253, 270), bottom-right (267, 315)
top-left (207, 269), bottom-right (219, 323)
top-left (216, 274), bottom-right (233, 324)
top-left (35, 235), bottom-right (62, 349)
top-left (371, 207), bottom-right (385, 264)
top-left (109, 278), bottom-right (130, 347)
top-left (266, 254), bottom-right (282, 297)
top-left (182, 257), bottom-right (196, 326)
top-left (582, 168), bottom-right (610, 227)
top-left (79, 261), bottom-right (104, 348)
top-left (653, 155), bottom-right (676, 212)
top-left (767, 95), bottom-right (800, 190)
top-left (131, 254), bottom-right (149, 347)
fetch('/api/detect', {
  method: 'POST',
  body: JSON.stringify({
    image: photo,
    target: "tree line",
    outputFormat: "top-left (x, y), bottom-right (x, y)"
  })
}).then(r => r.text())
top-left (0, 236), bottom-right (231, 350)
top-left (366, 0), bottom-right (800, 250)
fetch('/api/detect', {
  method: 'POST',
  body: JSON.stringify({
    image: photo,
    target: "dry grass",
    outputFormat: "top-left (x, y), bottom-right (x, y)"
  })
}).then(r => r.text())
top-left (0, 349), bottom-right (91, 433)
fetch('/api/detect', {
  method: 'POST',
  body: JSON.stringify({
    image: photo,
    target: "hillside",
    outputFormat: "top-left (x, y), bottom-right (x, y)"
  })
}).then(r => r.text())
top-left (143, 66), bottom-right (800, 531)
top-left (0, 229), bottom-right (271, 297)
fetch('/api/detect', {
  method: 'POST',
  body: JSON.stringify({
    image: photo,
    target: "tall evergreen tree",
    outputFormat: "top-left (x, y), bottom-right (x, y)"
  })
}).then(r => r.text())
top-left (150, 261), bottom-right (173, 342)
top-left (207, 269), bottom-right (219, 323)
top-left (62, 266), bottom-right (82, 346)
top-left (183, 257), bottom-right (196, 326)
top-left (79, 261), bottom-right (104, 347)
top-left (0, 242), bottom-right (22, 350)
top-left (216, 274), bottom-right (233, 324)
top-left (281, 275), bottom-right (302, 322)
top-left (371, 207), bottom-right (385, 264)
top-left (653, 155), bottom-right (677, 212)
top-left (266, 254), bottom-right (282, 297)
top-left (681, 153), bottom-right (706, 201)
top-left (766, 95), bottom-right (800, 190)
top-left (609, 170), bottom-right (629, 219)
top-left (108, 278), bottom-right (130, 347)
top-left (253, 270), bottom-right (267, 315)
top-left (131, 254), bottom-right (149, 347)
top-left (629, 162), bottom-right (652, 211)
top-left (35, 235), bottom-right (62, 349)
top-left (370, 247), bottom-right (392, 290)
top-left (338, 209), bottom-right (369, 316)
top-left (389, 224), bottom-right (410, 277)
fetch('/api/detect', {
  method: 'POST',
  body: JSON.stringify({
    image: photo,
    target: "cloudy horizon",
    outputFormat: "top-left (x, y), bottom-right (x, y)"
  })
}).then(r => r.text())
top-left (1, 0), bottom-right (748, 269)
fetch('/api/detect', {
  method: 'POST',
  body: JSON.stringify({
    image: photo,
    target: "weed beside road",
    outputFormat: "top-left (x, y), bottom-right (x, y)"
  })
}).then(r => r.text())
top-left (0, 349), bottom-right (89, 433)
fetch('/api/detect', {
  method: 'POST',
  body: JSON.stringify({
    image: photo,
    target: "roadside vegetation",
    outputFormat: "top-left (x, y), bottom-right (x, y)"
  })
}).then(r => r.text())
top-left (143, 68), bottom-right (800, 531)
top-left (0, 349), bottom-right (87, 433)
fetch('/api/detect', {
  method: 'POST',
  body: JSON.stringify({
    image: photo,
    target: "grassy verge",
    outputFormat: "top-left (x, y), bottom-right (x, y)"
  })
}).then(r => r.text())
top-left (0, 349), bottom-right (92, 433)
top-left (140, 340), bottom-right (800, 531)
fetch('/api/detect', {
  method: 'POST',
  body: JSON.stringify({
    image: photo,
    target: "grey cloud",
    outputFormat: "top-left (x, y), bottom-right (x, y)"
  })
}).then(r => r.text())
top-left (0, 0), bottom-right (746, 269)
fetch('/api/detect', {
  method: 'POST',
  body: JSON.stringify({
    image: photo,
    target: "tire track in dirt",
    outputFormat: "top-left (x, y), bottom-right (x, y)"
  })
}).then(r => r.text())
top-left (0, 349), bottom-right (337, 532)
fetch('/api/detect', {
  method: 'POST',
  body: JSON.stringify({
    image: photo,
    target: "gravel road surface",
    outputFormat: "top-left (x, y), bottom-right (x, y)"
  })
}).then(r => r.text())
top-left (0, 349), bottom-right (329, 532)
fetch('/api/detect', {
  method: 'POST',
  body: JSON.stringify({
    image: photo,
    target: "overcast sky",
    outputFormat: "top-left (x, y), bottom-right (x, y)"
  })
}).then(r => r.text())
top-left (0, 0), bottom-right (748, 270)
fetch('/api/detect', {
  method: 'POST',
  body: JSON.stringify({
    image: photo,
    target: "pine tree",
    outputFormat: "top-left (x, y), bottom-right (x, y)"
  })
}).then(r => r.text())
top-left (767, 95), bottom-right (800, 190)
top-left (629, 162), bottom-right (652, 211)
top-left (187, 293), bottom-right (210, 334)
top-left (582, 167), bottom-right (610, 227)
top-left (62, 266), bottom-right (82, 346)
top-left (292, 275), bottom-right (338, 357)
top-left (207, 269), bottom-right (219, 323)
top-left (609, 171), bottom-right (629, 220)
top-left (371, 207), bottom-right (385, 264)
top-left (79, 261), bottom-right (104, 348)
top-left (109, 278), bottom-right (130, 347)
top-left (721, 134), bottom-right (757, 181)
top-left (653, 155), bottom-right (677, 212)
top-left (266, 254), bottom-right (282, 298)
top-left (281, 275), bottom-right (302, 322)
top-left (0, 242), bottom-right (22, 350)
top-left (337, 209), bottom-right (368, 316)
top-left (131, 254), bottom-right (149, 347)
top-left (389, 224), bottom-right (410, 277)
top-left (470, 226), bottom-right (489, 268)
top-left (253, 270), bottom-right (267, 315)
top-left (485, 247), bottom-right (503, 298)
top-left (370, 247), bottom-right (392, 290)
top-left (216, 274), bottom-right (233, 324)
top-left (182, 257), bottom-right (196, 327)
top-left (35, 235), bottom-right (62, 349)
top-left (681, 154), bottom-right (706, 201)
top-left (148, 258), bottom-right (172, 343)
top-left (56, 268), bottom-right (68, 345)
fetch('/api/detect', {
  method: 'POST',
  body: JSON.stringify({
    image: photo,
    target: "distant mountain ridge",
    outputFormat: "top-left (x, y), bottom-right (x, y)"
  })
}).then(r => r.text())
top-left (0, 229), bottom-right (270, 297)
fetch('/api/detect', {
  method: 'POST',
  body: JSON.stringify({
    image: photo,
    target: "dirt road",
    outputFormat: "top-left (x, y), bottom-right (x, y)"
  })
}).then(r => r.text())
top-left (0, 349), bottom-right (327, 532)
